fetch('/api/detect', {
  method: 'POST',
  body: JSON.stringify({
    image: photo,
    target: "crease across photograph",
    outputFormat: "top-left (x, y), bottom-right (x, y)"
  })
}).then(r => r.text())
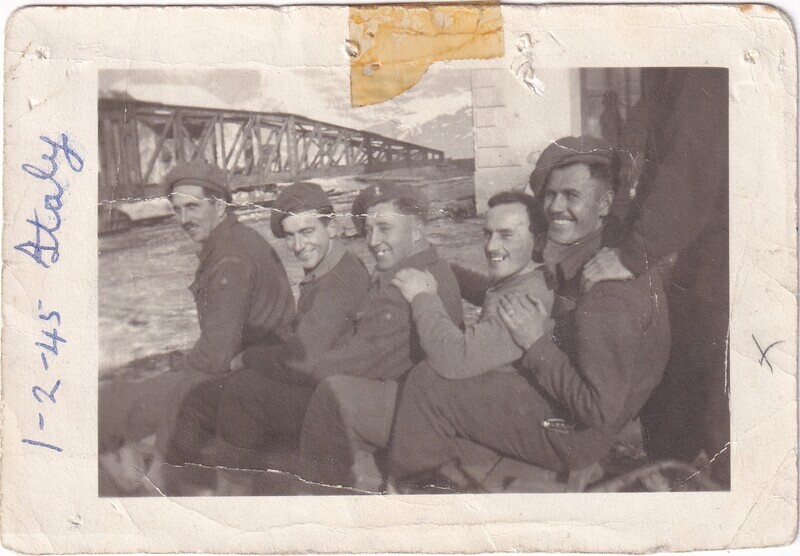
top-left (97, 65), bottom-right (731, 497)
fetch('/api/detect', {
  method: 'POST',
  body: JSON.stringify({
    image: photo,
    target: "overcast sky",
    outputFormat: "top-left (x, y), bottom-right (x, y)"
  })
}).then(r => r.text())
top-left (99, 65), bottom-right (475, 158)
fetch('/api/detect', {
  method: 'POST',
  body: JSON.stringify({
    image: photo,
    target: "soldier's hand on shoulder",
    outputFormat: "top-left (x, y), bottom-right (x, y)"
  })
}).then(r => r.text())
top-left (581, 247), bottom-right (634, 292)
top-left (391, 269), bottom-right (438, 303)
top-left (498, 292), bottom-right (549, 351)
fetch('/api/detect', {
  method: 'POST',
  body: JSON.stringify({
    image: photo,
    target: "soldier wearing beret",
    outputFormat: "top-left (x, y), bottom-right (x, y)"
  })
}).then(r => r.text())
top-left (208, 182), bottom-right (371, 457)
top-left (387, 136), bottom-right (671, 489)
top-left (99, 160), bottom-right (295, 494)
top-left (296, 182), bottom-right (464, 491)
top-left (166, 161), bottom-right (295, 377)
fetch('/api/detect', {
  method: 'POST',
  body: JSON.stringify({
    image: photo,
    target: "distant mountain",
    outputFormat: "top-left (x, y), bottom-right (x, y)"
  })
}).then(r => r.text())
top-left (366, 105), bottom-right (474, 159)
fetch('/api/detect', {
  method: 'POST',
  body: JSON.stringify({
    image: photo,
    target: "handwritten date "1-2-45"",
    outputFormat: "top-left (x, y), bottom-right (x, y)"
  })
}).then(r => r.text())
top-left (14, 133), bottom-right (84, 269)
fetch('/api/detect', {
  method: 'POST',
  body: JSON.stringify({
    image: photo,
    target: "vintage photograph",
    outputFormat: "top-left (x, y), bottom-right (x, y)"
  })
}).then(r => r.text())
top-left (4, 3), bottom-right (797, 553)
top-left (97, 65), bottom-right (730, 497)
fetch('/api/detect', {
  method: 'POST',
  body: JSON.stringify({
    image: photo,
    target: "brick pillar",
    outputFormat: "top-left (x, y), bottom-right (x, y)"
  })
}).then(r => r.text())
top-left (471, 68), bottom-right (522, 212)
top-left (470, 68), bottom-right (581, 213)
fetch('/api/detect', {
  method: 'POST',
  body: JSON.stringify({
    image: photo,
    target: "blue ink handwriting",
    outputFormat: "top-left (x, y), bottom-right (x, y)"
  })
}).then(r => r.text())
top-left (14, 134), bottom-right (84, 268)
top-left (22, 301), bottom-right (65, 452)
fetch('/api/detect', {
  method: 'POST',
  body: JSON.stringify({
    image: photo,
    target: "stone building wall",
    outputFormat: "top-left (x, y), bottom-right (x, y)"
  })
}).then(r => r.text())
top-left (470, 67), bottom-right (582, 212)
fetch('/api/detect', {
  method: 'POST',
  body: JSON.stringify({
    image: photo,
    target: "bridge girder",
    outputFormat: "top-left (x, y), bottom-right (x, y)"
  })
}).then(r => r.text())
top-left (99, 99), bottom-right (444, 201)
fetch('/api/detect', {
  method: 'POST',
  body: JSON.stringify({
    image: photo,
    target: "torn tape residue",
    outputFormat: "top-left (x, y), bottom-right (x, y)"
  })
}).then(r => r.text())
top-left (349, 4), bottom-right (503, 107)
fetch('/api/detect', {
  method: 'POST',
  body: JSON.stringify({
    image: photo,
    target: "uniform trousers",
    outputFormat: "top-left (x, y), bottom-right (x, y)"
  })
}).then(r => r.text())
top-left (299, 376), bottom-right (398, 490)
top-left (215, 367), bottom-right (315, 451)
top-left (100, 367), bottom-right (314, 470)
top-left (387, 362), bottom-right (577, 480)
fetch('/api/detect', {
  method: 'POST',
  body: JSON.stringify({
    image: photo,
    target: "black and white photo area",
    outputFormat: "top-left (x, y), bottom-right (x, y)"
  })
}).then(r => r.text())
top-left (96, 66), bottom-right (728, 496)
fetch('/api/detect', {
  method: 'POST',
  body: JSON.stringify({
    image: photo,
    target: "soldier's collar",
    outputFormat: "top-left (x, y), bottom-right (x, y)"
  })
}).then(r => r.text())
top-left (543, 227), bottom-right (603, 282)
top-left (198, 213), bottom-right (239, 263)
top-left (486, 260), bottom-right (544, 292)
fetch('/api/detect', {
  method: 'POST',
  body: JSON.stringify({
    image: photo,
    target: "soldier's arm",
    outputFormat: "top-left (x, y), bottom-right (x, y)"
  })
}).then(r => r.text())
top-left (411, 278), bottom-right (552, 379)
top-left (410, 294), bottom-right (522, 379)
top-left (520, 291), bottom-right (639, 433)
top-left (174, 256), bottom-right (252, 375)
top-left (451, 263), bottom-right (491, 306)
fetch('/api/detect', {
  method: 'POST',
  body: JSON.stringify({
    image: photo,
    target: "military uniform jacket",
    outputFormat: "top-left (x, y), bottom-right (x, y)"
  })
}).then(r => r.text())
top-left (452, 228), bottom-right (671, 469)
top-left (411, 261), bottom-right (553, 379)
top-left (620, 68), bottom-right (728, 308)
top-left (306, 246), bottom-right (464, 384)
top-left (240, 242), bottom-right (370, 375)
top-left (175, 214), bottom-right (295, 375)
top-left (523, 230), bottom-right (672, 469)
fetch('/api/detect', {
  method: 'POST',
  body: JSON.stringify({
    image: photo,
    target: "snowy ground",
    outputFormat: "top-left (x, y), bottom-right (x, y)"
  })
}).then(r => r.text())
top-left (97, 181), bottom-right (714, 495)
top-left (99, 180), bottom-right (484, 380)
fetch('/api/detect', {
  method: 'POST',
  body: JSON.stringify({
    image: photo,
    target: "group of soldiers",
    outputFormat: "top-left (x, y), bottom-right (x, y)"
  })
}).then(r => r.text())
top-left (100, 68), bottom-right (729, 495)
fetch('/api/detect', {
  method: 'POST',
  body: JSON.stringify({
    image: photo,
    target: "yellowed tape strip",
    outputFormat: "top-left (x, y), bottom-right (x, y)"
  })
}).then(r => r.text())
top-left (349, 3), bottom-right (503, 107)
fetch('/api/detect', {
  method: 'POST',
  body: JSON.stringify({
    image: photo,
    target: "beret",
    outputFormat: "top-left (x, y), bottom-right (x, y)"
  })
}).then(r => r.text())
top-left (351, 182), bottom-right (430, 236)
top-left (270, 181), bottom-right (333, 238)
top-left (528, 136), bottom-right (618, 197)
top-left (164, 160), bottom-right (231, 202)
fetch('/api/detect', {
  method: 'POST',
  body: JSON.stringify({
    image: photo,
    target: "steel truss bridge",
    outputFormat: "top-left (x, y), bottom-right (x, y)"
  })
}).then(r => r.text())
top-left (99, 99), bottom-right (445, 202)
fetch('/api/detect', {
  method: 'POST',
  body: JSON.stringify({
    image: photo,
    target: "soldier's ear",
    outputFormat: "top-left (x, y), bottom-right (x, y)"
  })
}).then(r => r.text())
top-left (412, 218), bottom-right (425, 243)
top-left (214, 198), bottom-right (228, 218)
top-left (326, 217), bottom-right (339, 239)
top-left (598, 188), bottom-right (614, 218)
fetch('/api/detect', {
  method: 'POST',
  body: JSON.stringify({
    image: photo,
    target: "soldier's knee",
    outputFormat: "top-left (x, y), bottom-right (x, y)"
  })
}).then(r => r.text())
top-left (315, 375), bottom-right (355, 399)
top-left (217, 388), bottom-right (262, 450)
top-left (307, 375), bottom-right (359, 427)
top-left (300, 377), bottom-right (350, 456)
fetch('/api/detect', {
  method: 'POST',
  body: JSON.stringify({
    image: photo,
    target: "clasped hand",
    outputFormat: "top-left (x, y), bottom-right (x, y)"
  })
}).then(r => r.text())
top-left (581, 247), bottom-right (634, 292)
top-left (497, 292), bottom-right (549, 351)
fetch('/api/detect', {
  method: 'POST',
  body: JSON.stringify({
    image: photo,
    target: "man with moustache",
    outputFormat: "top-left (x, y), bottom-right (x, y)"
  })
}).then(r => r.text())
top-left (387, 137), bottom-right (671, 487)
top-left (155, 181), bottom-right (376, 495)
top-left (391, 191), bottom-right (553, 381)
top-left (98, 160), bottom-right (295, 494)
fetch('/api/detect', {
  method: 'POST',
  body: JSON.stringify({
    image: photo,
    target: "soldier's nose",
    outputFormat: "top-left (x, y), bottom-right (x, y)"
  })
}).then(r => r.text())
top-left (368, 231), bottom-right (381, 247)
top-left (548, 195), bottom-right (567, 213)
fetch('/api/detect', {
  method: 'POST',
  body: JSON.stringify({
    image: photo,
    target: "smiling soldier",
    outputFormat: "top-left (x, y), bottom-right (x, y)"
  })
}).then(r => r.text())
top-left (186, 182), bottom-right (462, 493)
top-left (166, 161), bottom-right (295, 380)
top-left (206, 182), bottom-right (370, 458)
top-left (388, 136), bottom-right (671, 489)
top-left (296, 182), bottom-right (464, 491)
top-left (391, 191), bottom-right (553, 380)
top-left (98, 160), bottom-right (295, 494)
